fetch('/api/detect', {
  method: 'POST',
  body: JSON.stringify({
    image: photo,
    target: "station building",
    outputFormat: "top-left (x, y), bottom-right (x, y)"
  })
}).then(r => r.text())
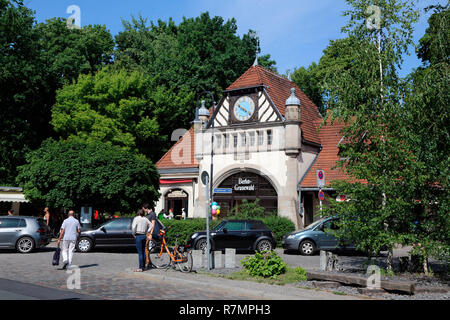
top-left (155, 64), bottom-right (349, 229)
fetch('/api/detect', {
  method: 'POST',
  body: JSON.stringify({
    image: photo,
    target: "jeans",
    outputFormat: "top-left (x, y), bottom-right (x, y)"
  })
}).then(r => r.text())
top-left (135, 235), bottom-right (147, 269)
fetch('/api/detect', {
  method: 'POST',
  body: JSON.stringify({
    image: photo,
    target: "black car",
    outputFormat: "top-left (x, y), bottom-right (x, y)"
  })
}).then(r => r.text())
top-left (186, 219), bottom-right (276, 252)
top-left (76, 217), bottom-right (164, 252)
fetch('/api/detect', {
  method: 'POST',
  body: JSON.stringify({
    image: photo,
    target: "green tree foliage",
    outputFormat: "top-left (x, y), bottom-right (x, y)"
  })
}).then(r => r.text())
top-left (322, 0), bottom-right (421, 269)
top-left (403, 5), bottom-right (450, 264)
top-left (16, 139), bottom-right (160, 213)
top-left (289, 38), bottom-right (357, 116)
top-left (115, 12), bottom-right (276, 100)
top-left (51, 67), bottom-right (194, 162)
top-left (0, 1), bottom-right (114, 185)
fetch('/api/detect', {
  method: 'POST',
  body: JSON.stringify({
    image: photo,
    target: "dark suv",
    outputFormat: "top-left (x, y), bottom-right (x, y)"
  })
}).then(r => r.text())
top-left (186, 219), bottom-right (276, 252)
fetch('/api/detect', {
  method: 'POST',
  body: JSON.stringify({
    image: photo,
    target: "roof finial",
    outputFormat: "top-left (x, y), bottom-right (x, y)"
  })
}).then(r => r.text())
top-left (253, 56), bottom-right (258, 66)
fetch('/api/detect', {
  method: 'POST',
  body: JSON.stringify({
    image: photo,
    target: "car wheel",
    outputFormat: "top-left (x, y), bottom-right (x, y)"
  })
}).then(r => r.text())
top-left (16, 236), bottom-right (35, 253)
top-left (256, 239), bottom-right (273, 252)
top-left (77, 237), bottom-right (93, 253)
top-left (299, 240), bottom-right (316, 256)
top-left (195, 239), bottom-right (207, 253)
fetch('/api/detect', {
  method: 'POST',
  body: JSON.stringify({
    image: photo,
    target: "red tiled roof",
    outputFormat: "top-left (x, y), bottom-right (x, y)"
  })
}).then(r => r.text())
top-left (227, 65), bottom-right (322, 144)
top-left (156, 128), bottom-right (198, 169)
top-left (300, 119), bottom-right (363, 187)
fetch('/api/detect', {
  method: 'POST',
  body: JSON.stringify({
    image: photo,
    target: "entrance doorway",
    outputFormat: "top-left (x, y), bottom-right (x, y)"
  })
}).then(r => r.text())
top-left (164, 189), bottom-right (188, 218)
top-left (213, 171), bottom-right (277, 218)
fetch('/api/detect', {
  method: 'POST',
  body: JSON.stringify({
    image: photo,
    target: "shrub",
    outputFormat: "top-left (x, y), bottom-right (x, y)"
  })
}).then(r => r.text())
top-left (259, 216), bottom-right (296, 246)
top-left (160, 218), bottom-right (221, 246)
top-left (241, 250), bottom-right (287, 279)
top-left (294, 267), bottom-right (308, 281)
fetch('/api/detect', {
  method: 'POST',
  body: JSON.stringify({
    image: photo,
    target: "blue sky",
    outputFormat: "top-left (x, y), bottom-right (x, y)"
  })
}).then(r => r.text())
top-left (25, 0), bottom-right (435, 78)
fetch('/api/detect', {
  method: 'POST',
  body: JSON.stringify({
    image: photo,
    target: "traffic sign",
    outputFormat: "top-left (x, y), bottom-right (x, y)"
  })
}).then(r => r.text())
top-left (316, 169), bottom-right (325, 188)
top-left (201, 171), bottom-right (209, 185)
top-left (318, 189), bottom-right (325, 201)
top-left (214, 188), bottom-right (232, 194)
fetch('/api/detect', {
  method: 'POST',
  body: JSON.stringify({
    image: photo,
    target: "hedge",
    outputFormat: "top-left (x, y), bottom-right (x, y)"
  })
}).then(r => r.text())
top-left (158, 216), bottom-right (295, 247)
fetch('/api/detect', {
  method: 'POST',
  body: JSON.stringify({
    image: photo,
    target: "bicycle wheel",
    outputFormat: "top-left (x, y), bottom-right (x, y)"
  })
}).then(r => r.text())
top-left (177, 251), bottom-right (193, 273)
top-left (149, 249), bottom-right (171, 269)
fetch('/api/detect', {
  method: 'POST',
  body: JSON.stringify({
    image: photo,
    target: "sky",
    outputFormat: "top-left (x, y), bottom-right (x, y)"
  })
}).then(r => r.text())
top-left (25, 0), bottom-right (437, 78)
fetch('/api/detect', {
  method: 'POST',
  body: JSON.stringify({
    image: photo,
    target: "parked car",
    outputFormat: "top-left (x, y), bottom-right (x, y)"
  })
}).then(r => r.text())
top-left (0, 216), bottom-right (51, 253)
top-left (282, 217), bottom-right (356, 255)
top-left (186, 219), bottom-right (276, 252)
top-left (76, 217), bottom-right (164, 252)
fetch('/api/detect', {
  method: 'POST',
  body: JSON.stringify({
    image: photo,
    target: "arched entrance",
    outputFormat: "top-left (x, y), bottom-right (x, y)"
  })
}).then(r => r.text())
top-left (164, 189), bottom-right (188, 217)
top-left (213, 171), bottom-right (277, 217)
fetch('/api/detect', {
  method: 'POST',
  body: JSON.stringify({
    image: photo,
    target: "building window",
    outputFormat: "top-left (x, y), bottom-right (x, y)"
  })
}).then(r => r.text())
top-left (257, 131), bottom-right (264, 146)
top-left (249, 132), bottom-right (255, 146)
top-left (216, 134), bottom-right (222, 149)
top-left (241, 133), bottom-right (246, 147)
top-left (267, 130), bottom-right (273, 145)
top-left (224, 134), bottom-right (229, 148)
top-left (233, 134), bottom-right (238, 148)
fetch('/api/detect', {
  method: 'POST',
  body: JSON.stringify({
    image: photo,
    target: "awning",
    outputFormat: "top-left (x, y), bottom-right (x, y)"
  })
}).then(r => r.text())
top-left (0, 192), bottom-right (29, 203)
top-left (160, 179), bottom-right (193, 185)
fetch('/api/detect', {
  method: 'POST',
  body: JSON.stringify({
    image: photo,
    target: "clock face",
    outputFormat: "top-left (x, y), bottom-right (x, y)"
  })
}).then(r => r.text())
top-left (233, 96), bottom-right (255, 121)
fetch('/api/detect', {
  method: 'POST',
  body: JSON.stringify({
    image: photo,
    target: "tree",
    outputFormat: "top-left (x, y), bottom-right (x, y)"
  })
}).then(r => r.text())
top-left (322, 0), bottom-right (420, 270)
top-left (403, 5), bottom-right (450, 269)
top-left (289, 38), bottom-right (359, 116)
top-left (0, 1), bottom-right (114, 185)
top-left (115, 12), bottom-right (275, 99)
top-left (51, 67), bottom-right (195, 163)
top-left (16, 139), bottom-right (160, 213)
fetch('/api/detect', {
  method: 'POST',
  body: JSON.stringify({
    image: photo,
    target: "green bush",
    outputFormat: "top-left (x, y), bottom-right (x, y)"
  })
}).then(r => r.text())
top-left (259, 216), bottom-right (296, 246)
top-left (242, 250), bottom-right (287, 279)
top-left (294, 267), bottom-right (308, 281)
top-left (160, 218), bottom-right (221, 246)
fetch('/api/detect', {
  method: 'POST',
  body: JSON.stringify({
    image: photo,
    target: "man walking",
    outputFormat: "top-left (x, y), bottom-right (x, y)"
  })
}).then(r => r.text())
top-left (57, 210), bottom-right (81, 270)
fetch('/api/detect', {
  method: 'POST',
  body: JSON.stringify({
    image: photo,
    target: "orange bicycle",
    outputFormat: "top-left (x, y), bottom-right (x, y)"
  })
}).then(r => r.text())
top-left (146, 227), bottom-right (193, 272)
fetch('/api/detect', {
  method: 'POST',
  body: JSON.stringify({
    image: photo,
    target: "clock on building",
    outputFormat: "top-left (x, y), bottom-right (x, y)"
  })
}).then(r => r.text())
top-left (233, 96), bottom-right (255, 121)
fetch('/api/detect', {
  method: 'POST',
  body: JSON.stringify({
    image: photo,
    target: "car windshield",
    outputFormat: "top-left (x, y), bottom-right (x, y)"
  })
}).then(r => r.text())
top-left (214, 221), bottom-right (226, 231)
top-left (304, 218), bottom-right (327, 230)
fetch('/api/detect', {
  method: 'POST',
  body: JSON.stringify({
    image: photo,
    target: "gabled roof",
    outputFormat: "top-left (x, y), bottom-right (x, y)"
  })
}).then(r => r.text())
top-left (156, 128), bottom-right (198, 169)
top-left (226, 65), bottom-right (322, 144)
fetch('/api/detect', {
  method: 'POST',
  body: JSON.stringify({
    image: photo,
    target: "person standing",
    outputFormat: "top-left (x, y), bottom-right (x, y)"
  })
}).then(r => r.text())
top-left (132, 208), bottom-right (152, 272)
top-left (168, 208), bottom-right (174, 220)
top-left (7, 209), bottom-right (14, 216)
top-left (57, 210), bottom-right (81, 270)
top-left (43, 207), bottom-right (50, 226)
top-left (181, 208), bottom-right (186, 220)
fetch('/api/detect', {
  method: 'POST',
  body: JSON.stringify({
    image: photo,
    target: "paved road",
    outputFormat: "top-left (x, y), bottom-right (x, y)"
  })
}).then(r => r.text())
top-left (0, 242), bottom-right (368, 300)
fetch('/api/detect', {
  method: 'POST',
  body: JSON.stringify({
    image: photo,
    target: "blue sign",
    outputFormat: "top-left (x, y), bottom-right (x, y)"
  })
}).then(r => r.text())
top-left (214, 188), bottom-right (232, 194)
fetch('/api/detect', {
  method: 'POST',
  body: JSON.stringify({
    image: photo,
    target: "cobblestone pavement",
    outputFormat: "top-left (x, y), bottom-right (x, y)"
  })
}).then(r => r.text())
top-left (0, 242), bottom-right (364, 300)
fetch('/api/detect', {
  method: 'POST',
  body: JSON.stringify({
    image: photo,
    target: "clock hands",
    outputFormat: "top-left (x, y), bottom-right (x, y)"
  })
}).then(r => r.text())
top-left (237, 104), bottom-right (250, 116)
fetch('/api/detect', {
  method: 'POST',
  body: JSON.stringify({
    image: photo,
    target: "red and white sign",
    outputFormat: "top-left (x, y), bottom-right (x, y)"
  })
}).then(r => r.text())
top-left (316, 169), bottom-right (325, 188)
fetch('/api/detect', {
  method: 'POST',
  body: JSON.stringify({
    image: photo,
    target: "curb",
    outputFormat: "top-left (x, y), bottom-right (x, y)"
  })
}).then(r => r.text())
top-left (120, 269), bottom-right (366, 300)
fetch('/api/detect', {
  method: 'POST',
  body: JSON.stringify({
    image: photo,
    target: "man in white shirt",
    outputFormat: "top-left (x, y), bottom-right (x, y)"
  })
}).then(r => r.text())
top-left (57, 210), bottom-right (81, 270)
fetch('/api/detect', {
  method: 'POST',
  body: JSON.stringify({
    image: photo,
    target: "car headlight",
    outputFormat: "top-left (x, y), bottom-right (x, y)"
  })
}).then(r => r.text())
top-left (287, 234), bottom-right (297, 240)
top-left (191, 233), bottom-right (198, 239)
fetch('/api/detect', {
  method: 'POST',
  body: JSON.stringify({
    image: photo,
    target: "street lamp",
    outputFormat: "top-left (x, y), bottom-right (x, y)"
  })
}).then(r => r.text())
top-left (197, 91), bottom-right (216, 270)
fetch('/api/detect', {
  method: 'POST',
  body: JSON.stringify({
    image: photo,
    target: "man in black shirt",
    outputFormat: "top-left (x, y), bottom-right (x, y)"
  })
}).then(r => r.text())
top-left (143, 204), bottom-right (161, 268)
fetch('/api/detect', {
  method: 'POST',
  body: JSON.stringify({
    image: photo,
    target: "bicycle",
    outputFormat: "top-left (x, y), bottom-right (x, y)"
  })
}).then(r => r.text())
top-left (146, 227), bottom-right (193, 273)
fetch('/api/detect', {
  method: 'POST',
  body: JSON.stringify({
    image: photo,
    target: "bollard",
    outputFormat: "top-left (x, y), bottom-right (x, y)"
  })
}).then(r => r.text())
top-left (225, 248), bottom-right (236, 268)
top-left (320, 250), bottom-right (328, 271)
top-left (192, 250), bottom-right (203, 269)
top-left (214, 251), bottom-right (223, 269)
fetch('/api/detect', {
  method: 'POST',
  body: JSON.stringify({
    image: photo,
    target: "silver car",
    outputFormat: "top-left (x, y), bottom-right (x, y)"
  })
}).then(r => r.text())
top-left (282, 217), bottom-right (356, 255)
top-left (0, 216), bottom-right (51, 253)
